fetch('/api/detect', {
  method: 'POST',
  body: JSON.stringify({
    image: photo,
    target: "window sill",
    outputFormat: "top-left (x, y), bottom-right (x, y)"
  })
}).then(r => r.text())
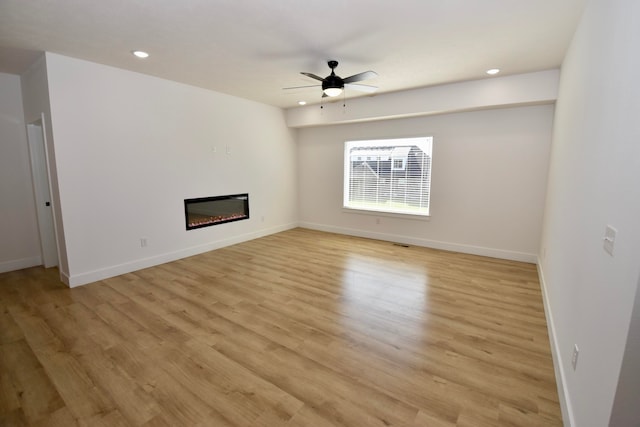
top-left (342, 207), bottom-right (431, 221)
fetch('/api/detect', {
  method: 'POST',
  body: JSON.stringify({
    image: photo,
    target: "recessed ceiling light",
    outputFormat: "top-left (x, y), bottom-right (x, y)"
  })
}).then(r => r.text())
top-left (132, 50), bottom-right (149, 59)
top-left (486, 68), bottom-right (500, 75)
top-left (298, 101), bottom-right (307, 106)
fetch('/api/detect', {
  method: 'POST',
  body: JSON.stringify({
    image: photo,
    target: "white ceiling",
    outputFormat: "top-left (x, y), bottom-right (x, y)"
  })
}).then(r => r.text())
top-left (0, 0), bottom-right (586, 109)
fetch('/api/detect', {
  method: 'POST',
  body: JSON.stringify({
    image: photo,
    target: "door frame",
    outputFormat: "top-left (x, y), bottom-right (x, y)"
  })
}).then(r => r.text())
top-left (26, 113), bottom-right (59, 268)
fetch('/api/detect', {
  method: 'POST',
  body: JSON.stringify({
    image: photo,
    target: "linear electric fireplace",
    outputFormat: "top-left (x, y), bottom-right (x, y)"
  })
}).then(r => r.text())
top-left (184, 193), bottom-right (249, 230)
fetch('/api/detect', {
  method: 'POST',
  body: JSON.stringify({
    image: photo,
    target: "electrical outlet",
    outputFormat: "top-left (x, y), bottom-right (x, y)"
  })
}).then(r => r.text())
top-left (375, 218), bottom-right (381, 225)
top-left (140, 238), bottom-right (148, 248)
top-left (571, 344), bottom-right (579, 370)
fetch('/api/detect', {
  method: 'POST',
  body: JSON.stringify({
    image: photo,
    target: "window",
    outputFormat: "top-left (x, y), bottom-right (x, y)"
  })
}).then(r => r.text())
top-left (392, 158), bottom-right (405, 170)
top-left (344, 137), bottom-right (432, 216)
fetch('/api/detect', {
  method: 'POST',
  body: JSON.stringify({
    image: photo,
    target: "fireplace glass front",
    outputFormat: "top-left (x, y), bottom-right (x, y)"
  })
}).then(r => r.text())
top-left (184, 193), bottom-right (249, 230)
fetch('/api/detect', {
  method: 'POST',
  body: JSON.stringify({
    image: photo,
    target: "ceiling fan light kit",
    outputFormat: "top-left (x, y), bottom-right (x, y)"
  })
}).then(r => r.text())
top-left (323, 87), bottom-right (343, 97)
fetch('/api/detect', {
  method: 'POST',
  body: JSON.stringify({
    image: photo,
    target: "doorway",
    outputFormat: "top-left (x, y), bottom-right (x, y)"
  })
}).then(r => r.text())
top-left (26, 116), bottom-right (59, 268)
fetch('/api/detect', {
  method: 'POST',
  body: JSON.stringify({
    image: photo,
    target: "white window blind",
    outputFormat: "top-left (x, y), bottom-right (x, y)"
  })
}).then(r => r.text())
top-left (343, 137), bottom-right (432, 216)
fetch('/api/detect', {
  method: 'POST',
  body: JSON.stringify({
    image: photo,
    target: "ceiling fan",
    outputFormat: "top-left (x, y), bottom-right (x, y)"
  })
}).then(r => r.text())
top-left (284, 60), bottom-right (378, 98)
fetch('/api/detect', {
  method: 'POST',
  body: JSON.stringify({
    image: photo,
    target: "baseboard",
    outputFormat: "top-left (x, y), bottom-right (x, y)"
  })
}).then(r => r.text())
top-left (59, 269), bottom-right (71, 287)
top-left (537, 260), bottom-right (574, 427)
top-left (0, 256), bottom-right (42, 274)
top-left (298, 222), bottom-right (537, 263)
top-left (67, 223), bottom-right (297, 287)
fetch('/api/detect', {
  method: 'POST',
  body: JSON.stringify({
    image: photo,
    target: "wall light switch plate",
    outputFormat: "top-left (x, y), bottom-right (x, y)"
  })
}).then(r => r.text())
top-left (603, 225), bottom-right (617, 256)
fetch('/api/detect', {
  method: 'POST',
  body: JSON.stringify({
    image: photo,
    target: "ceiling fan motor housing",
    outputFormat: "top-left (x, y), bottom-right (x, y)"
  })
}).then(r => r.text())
top-left (322, 74), bottom-right (344, 91)
top-left (323, 60), bottom-right (344, 90)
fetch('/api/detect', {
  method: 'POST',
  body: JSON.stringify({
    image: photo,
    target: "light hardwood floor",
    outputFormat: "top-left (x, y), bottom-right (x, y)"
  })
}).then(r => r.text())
top-left (0, 228), bottom-right (562, 426)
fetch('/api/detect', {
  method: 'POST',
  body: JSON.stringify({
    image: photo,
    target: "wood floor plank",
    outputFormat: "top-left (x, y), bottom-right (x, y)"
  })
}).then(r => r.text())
top-left (0, 228), bottom-right (562, 426)
top-left (8, 307), bottom-right (117, 423)
top-left (0, 307), bottom-right (23, 344)
top-left (36, 303), bottom-right (161, 425)
top-left (30, 406), bottom-right (77, 427)
top-left (0, 338), bottom-right (65, 423)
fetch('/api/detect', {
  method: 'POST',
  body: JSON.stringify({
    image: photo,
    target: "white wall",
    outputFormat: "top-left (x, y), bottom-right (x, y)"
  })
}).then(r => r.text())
top-left (43, 53), bottom-right (298, 286)
top-left (539, 0), bottom-right (640, 425)
top-left (0, 72), bottom-right (41, 272)
top-left (298, 104), bottom-right (554, 262)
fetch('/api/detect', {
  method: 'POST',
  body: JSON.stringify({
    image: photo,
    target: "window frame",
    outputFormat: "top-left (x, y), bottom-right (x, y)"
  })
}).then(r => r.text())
top-left (343, 137), bottom-right (433, 218)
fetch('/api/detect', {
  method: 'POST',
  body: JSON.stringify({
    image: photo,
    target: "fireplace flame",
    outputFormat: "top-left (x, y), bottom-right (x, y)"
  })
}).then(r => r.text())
top-left (188, 213), bottom-right (247, 227)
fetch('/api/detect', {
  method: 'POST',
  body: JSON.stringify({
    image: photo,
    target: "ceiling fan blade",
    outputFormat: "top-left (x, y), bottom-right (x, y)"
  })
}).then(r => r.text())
top-left (301, 72), bottom-right (325, 81)
top-left (345, 83), bottom-right (378, 93)
top-left (283, 84), bottom-right (320, 90)
top-left (343, 70), bottom-right (378, 83)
